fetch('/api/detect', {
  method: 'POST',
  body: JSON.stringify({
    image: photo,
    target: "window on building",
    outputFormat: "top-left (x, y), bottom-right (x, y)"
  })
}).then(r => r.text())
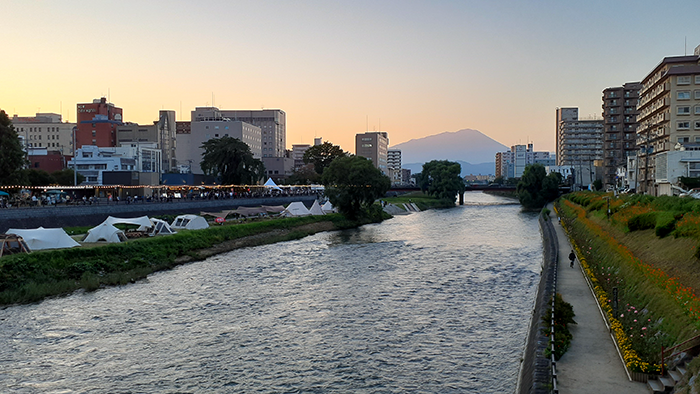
top-left (362, 144), bottom-right (373, 148)
top-left (678, 91), bottom-right (691, 100)
top-left (678, 121), bottom-right (690, 130)
top-left (678, 106), bottom-right (691, 115)
top-left (679, 76), bottom-right (692, 85)
top-left (696, 75), bottom-right (700, 84)
top-left (695, 121), bottom-right (700, 130)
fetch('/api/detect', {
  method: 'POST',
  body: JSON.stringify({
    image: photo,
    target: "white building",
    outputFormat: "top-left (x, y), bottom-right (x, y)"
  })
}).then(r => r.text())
top-left (68, 144), bottom-right (161, 185)
top-left (654, 143), bottom-right (700, 195)
top-left (291, 144), bottom-right (311, 169)
top-left (11, 113), bottom-right (76, 155)
top-left (495, 143), bottom-right (555, 179)
top-left (176, 107), bottom-right (262, 174)
top-left (219, 109), bottom-right (286, 158)
top-left (387, 149), bottom-right (402, 184)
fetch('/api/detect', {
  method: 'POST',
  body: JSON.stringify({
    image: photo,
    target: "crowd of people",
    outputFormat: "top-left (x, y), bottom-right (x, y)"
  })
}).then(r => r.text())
top-left (0, 187), bottom-right (322, 209)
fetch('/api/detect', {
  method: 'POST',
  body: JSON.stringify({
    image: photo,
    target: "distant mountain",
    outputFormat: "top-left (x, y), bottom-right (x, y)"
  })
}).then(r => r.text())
top-left (403, 161), bottom-right (495, 177)
top-left (390, 129), bottom-right (507, 176)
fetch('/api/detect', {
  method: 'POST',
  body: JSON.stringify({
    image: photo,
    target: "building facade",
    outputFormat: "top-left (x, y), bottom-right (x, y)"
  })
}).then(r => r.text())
top-left (602, 82), bottom-right (641, 188)
top-left (495, 143), bottom-right (555, 179)
top-left (555, 107), bottom-right (604, 188)
top-left (355, 131), bottom-right (389, 174)
top-left (387, 149), bottom-right (402, 184)
top-left (219, 109), bottom-right (286, 158)
top-left (291, 144), bottom-right (311, 169)
top-left (116, 110), bottom-right (177, 173)
top-left (75, 98), bottom-right (123, 148)
top-left (11, 113), bottom-right (76, 155)
top-left (637, 53), bottom-right (700, 195)
top-left (175, 107), bottom-right (262, 175)
top-left (67, 144), bottom-right (161, 185)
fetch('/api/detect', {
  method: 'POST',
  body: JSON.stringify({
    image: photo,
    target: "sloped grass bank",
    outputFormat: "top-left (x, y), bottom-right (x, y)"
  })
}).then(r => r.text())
top-left (383, 191), bottom-right (456, 210)
top-left (557, 196), bottom-right (700, 374)
top-left (0, 214), bottom-right (375, 306)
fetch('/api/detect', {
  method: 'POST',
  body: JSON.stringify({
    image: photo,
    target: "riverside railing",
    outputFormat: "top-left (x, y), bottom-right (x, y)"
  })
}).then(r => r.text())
top-left (517, 208), bottom-right (558, 394)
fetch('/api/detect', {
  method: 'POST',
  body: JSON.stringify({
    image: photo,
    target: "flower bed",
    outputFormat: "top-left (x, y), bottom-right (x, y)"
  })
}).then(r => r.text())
top-left (555, 199), bottom-right (700, 374)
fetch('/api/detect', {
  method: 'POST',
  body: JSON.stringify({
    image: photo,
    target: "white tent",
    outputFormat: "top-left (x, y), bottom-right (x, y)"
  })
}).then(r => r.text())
top-left (83, 223), bottom-right (127, 243)
top-left (264, 177), bottom-right (283, 191)
top-left (171, 215), bottom-right (209, 230)
top-left (7, 227), bottom-right (80, 250)
top-left (280, 201), bottom-right (312, 217)
top-left (321, 201), bottom-right (336, 213)
top-left (137, 218), bottom-right (176, 236)
top-left (309, 200), bottom-right (325, 216)
top-left (102, 216), bottom-right (152, 228)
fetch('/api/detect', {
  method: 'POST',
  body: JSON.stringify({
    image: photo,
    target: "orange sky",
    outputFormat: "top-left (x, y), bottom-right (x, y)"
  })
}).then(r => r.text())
top-left (2, 1), bottom-right (699, 156)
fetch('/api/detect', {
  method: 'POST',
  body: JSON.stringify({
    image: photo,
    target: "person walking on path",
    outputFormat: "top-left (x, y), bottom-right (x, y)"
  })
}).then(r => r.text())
top-left (569, 249), bottom-right (576, 268)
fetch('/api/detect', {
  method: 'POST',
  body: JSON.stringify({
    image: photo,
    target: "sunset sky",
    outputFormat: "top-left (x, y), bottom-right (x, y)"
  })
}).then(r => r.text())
top-left (2, 0), bottom-right (699, 155)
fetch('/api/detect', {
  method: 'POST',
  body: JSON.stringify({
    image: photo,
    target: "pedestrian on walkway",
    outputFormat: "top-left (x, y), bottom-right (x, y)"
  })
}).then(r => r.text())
top-left (569, 249), bottom-right (575, 268)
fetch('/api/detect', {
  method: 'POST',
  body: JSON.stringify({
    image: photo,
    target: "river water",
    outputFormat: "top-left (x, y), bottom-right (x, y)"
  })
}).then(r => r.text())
top-left (0, 192), bottom-right (542, 393)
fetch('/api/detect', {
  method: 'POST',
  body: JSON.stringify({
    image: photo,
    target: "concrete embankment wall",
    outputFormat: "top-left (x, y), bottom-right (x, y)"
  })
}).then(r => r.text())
top-left (517, 212), bottom-right (558, 394)
top-left (0, 196), bottom-right (317, 232)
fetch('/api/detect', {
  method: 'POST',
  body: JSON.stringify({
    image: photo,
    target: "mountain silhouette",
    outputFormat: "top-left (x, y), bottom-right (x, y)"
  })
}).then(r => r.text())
top-left (390, 129), bottom-right (507, 175)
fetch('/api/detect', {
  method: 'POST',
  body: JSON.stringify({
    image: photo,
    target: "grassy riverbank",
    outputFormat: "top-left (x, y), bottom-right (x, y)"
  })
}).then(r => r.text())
top-left (556, 192), bottom-right (700, 374)
top-left (383, 191), bottom-right (455, 210)
top-left (0, 213), bottom-right (386, 306)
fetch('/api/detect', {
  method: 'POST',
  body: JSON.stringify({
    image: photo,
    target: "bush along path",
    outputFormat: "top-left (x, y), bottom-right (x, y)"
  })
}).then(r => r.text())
top-left (556, 195), bottom-right (700, 377)
top-left (0, 213), bottom-right (383, 306)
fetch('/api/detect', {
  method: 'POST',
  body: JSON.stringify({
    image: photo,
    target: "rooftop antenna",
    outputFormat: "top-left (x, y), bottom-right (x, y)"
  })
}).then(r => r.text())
top-left (212, 92), bottom-right (214, 107)
top-left (108, 88), bottom-right (110, 103)
top-left (685, 36), bottom-right (687, 55)
top-left (179, 101), bottom-right (182, 121)
top-left (366, 115), bottom-right (368, 132)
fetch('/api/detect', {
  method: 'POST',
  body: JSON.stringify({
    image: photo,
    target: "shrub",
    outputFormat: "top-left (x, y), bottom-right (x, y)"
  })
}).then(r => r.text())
top-left (655, 211), bottom-right (678, 238)
top-left (628, 212), bottom-right (657, 231)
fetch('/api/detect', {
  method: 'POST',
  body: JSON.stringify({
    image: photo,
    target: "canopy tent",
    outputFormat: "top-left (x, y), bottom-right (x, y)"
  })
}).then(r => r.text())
top-left (200, 210), bottom-right (234, 219)
top-left (322, 201), bottom-right (336, 213)
top-left (264, 178), bottom-right (283, 191)
top-left (280, 201), bottom-right (312, 217)
top-left (0, 234), bottom-right (31, 257)
top-left (138, 218), bottom-right (176, 236)
top-left (0, 191), bottom-right (10, 197)
top-left (102, 216), bottom-right (152, 228)
top-left (171, 215), bottom-right (209, 230)
top-left (7, 227), bottom-right (80, 250)
top-left (83, 223), bottom-right (127, 243)
top-left (231, 206), bottom-right (267, 217)
top-left (262, 205), bottom-right (285, 214)
top-left (309, 200), bottom-right (325, 216)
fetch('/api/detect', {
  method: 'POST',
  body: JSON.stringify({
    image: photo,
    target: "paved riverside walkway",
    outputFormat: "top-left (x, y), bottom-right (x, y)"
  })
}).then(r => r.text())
top-left (547, 205), bottom-right (646, 393)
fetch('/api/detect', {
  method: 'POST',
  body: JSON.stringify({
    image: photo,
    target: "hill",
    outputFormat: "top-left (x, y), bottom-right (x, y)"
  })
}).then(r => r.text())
top-left (390, 129), bottom-right (507, 175)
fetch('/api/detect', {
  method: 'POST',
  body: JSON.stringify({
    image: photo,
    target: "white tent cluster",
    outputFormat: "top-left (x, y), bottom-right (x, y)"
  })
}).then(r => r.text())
top-left (280, 201), bottom-right (332, 217)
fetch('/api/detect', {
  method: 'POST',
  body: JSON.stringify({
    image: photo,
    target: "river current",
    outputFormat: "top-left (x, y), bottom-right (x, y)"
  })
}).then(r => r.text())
top-left (0, 192), bottom-right (542, 393)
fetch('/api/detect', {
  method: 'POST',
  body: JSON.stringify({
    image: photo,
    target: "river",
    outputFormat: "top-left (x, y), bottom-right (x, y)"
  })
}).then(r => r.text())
top-left (0, 192), bottom-right (542, 393)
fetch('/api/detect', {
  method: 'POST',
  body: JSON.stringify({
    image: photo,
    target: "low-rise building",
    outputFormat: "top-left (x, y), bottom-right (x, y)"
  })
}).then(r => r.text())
top-left (11, 113), bottom-right (76, 155)
top-left (68, 144), bottom-right (161, 185)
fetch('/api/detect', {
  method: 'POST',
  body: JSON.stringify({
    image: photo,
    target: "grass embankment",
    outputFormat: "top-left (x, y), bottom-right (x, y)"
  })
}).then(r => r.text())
top-left (556, 192), bottom-right (700, 374)
top-left (383, 191), bottom-right (456, 210)
top-left (0, 213), bottom-right (384, 306)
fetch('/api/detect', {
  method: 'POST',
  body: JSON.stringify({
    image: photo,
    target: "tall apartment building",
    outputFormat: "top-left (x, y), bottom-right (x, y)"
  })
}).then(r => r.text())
top-left (356, 131), bottom-right (389, 174)
top-left (75, 98), bottom-right (123, 148)
top-left (175, 107), bottom-right (261, 175)
top-left (602, 82), bottom-right (642, 188)
top-left (636, 53), bottom-right (700, 195)
top-left (555, 108), bottom-right (603, 185)
top-left (11, 113), bottom-right (76, 155)
top-left (218, 109), bottom-right (285, 158)
top-left (116, 110), bottom-right (177, 173)
top-left (291, 144), bottom-right (311, 169)
top-left (387, 149), bottom-right (402, 184)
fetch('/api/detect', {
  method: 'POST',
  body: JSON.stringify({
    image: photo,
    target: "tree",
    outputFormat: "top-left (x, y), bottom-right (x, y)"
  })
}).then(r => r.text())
top-left (517, 164), bottom-right (560, 209)
top-left (0, 110), bottom-right (27, 186)
top-left (285, 164), bottom-right (319, 185)
top-left (419, 160), bottom-right (466, 202)
top-left (200, 136), bottom-right (265, 185)
top-left (321, 156), bottom-right (391, 219)
top-left (303, 141), bottom-right (347, 175)
top-left (24, 169), bottom-right (55, 186)
top-left (52, 169), bottom-right (85, 186)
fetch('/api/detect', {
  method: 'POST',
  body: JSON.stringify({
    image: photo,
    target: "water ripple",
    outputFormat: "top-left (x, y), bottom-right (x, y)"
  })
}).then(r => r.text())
top-left (0, 192), bottom-right (541, 393)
